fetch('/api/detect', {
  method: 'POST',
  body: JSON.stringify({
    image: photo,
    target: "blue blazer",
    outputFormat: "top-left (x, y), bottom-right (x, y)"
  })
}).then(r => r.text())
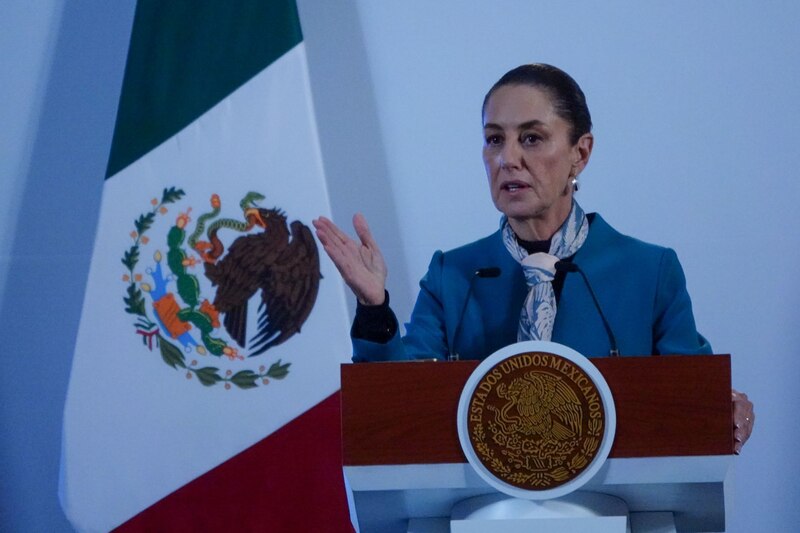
top-left (352, 214), bottom-right (711, 361)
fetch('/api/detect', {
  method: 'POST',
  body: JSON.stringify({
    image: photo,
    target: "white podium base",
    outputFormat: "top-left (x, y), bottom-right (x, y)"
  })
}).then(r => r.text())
top-left (448, 492), bottom-right (629, 533)
top-left (348, 455), bottom-right (733, 532)
top-left (405, 511), bottom-right (677, 533)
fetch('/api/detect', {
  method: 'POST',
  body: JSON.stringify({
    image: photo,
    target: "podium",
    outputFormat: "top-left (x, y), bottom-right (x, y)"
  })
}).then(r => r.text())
top-left (341, 355), bottom-right (734, 533)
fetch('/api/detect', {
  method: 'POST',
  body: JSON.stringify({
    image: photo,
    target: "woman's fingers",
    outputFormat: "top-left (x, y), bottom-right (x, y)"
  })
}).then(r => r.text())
top-left (312, 215), bottom-right (387, 305)
top-left (353, 213), bottom-right (378, 249)
top-left (313, 217), bottom-right (349, 248)
top-left (314, 218), bottom-right (358, 263)
top-left (732, 389), bottom-right (754, 454)
top-left (353, 213), bottom-right (387, 273)
top-left (314, 219), bottom-right (355, 267)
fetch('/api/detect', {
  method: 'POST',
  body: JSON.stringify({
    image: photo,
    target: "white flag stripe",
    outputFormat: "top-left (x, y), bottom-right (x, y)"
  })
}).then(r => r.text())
top-left (61, 43), bottom-right (350, 532)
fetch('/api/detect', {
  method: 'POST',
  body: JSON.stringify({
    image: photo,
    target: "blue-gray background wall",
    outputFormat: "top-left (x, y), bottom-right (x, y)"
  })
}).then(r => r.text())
top-left (1, 1), bottom-right (136, 531)
top-left (2, 1), bottom-right (797, 531)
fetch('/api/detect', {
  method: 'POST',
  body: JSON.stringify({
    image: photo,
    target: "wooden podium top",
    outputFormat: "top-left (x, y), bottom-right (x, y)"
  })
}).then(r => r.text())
top-left (341, 355), bottom-right (732, 466)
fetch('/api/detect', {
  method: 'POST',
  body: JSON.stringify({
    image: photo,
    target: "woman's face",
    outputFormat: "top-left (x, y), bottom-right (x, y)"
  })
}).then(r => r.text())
top-left (482, 84), bottom-right (592, 239)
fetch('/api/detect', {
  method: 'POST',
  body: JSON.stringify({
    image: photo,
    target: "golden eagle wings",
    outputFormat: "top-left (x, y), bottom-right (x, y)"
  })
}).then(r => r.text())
top-left (503, 371), bottom-right (583, 440)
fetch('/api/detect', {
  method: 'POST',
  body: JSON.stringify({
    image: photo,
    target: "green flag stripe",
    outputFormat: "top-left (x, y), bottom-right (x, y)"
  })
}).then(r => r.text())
top-left (106, 0), bottom-right (302, 179)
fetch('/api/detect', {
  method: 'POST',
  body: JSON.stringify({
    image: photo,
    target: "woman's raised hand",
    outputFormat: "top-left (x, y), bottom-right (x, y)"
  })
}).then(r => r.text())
top-left (312, 214), bottom-right (388, 305)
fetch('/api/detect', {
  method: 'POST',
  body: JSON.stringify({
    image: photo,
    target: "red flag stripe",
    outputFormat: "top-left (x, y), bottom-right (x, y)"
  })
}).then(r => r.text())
top-left (115, 392), bottom-right (353, 533)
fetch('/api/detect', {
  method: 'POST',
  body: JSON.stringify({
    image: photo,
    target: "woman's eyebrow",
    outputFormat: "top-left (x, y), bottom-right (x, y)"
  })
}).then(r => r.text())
top-left (483, 119), bottom-right (545, 131)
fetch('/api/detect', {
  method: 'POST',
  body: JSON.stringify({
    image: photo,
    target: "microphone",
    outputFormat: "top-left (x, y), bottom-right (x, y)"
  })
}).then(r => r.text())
top-left (554, 261), bottom-right (620, 357)
top-left (449, 267), bottom-right (502, 361)
top-left (475, 267), bottom-right (501, 278)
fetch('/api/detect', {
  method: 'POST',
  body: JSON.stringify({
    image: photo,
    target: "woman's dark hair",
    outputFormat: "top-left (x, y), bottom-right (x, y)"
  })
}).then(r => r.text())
top-left (482, 63), bottom-right (592, 145)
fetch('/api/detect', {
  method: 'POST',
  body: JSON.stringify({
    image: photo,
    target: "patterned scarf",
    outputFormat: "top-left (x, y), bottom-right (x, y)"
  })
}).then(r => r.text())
top-left (501, 201), bottom-right (589, 341)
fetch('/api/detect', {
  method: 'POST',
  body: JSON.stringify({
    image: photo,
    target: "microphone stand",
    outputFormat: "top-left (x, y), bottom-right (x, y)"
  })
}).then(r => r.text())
top-left (555, 261), bottom-right (620, 357)
top-left (449, 267), bottom-right (501, 361)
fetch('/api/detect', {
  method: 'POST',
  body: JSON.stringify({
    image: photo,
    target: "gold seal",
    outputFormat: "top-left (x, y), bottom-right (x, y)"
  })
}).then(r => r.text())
top-left (467, 350), bottom-right (605, 490)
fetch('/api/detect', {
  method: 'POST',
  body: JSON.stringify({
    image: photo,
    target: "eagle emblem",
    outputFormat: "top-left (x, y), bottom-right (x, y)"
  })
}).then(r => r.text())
top-left (121, 187), bottom-right (322, 389)
top-left (494, 372), bottom-right (582, 444)
top-left (466, 351), bottom-right (605, 490)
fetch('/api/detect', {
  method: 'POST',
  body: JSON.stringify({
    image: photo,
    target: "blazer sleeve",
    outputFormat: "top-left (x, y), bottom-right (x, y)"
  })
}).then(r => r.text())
top-left (351, 251), bottom-right (450, 362)
top-left (652, 248), bottom-right (712, 355)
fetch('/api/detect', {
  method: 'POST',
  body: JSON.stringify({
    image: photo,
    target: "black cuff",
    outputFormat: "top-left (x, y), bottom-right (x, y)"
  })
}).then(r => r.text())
top-left (351, 290), bottom-right (398, 343)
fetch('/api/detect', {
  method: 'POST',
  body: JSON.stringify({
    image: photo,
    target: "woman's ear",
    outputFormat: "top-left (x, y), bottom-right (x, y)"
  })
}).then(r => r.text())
top-left (572, 132), bottom-right (594, 175)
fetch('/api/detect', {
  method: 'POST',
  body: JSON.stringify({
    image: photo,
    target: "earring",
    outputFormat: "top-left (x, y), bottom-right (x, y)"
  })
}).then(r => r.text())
top-left (571, 177), bottom-right (579, 192)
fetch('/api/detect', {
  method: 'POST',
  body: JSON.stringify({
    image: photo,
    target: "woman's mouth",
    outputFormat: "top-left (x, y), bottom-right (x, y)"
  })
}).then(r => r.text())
top-left (502, 181), bottom-right (529, 192)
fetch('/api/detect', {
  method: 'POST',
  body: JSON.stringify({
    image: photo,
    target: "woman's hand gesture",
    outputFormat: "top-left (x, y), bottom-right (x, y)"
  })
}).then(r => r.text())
top-left (313, 214), bottom-right (387, 305)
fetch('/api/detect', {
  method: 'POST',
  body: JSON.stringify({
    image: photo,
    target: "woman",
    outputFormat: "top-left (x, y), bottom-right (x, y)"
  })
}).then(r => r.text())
top-left (313, 64), bottom-right (753, 452)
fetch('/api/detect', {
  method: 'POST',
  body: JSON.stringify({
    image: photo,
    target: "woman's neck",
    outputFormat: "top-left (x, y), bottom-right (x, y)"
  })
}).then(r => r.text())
top-left (508, 207), bottom-right (570, 241)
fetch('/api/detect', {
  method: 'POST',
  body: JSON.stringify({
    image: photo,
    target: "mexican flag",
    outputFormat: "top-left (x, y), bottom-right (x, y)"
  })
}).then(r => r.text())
top-left (59, 1), bottom-right (353, 531)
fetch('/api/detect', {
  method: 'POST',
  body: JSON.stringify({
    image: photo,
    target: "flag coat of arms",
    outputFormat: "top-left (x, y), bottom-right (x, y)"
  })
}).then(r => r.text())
top-left (59, 1), bottom-right (353, 531)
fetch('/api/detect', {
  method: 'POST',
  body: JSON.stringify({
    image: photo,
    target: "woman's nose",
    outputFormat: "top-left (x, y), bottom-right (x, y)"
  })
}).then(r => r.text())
top-left (499, 141), bottom-right (522, 169)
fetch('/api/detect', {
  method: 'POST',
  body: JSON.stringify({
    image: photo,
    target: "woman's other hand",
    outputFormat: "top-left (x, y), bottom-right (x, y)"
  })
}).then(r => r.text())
top-left (732, 389), bottom-right (754, 454)
top-left (313, 214), bottom-right (387, 305)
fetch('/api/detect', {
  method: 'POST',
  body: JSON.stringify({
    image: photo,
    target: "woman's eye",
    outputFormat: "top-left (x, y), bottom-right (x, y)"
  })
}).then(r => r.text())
top-left (485, 134), bottom-right (503, 146)
top-left (521, 133), bottom-right (541, 145)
